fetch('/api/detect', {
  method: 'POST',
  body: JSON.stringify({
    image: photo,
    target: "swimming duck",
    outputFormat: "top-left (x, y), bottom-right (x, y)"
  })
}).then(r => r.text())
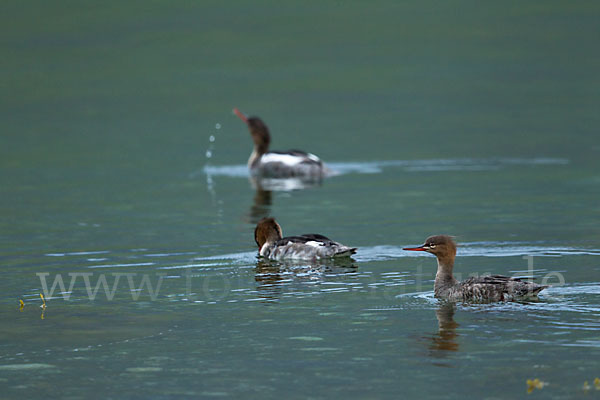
top-left (254, 217), bottom-right (356, 260)
top-left (403, 235), bottom-right (547, 302)
top-left (234, 108), bottom-right (326, 178)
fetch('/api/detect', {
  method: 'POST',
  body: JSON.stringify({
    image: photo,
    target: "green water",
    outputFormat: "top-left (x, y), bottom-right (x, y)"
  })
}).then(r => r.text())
top-left (2, 1), bottom-right (600, 399)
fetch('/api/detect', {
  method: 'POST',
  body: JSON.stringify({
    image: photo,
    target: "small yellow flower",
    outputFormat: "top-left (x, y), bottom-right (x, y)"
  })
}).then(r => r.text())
top-left (19, 299), bottom-right (25, 311)
top-left (594, 377), bottom-right (600, 390)
top-left (40, 293), bottom-right (46, 309)
top-left (526, 378), bottom-right (546, 393)
top-left (583, 381), bottom-right (591, 392)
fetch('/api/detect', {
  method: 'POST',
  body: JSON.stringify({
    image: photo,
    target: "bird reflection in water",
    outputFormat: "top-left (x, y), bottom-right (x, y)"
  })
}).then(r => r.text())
top-left (254, 258), bottom-right (357, 302)
top-left (427, 301), bottom-right (460, 360)
top-left (248, 185), bottom-right (272, 224)
top-left (246, 175), bottom-right (322, 224)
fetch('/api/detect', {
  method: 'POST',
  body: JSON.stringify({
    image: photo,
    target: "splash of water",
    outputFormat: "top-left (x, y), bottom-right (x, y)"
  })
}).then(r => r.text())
top-left (202, 123), bottom-right (224, 219)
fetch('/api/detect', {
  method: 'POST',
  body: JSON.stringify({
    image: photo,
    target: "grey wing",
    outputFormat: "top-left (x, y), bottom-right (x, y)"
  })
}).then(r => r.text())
top-left (460, 275), bottom-right (546, 301)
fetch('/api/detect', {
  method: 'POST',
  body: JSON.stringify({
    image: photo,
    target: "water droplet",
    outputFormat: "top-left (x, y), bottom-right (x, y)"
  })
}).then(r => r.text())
top-left (209, 135), bottom-right (215, 142)
top-left (215, 123), bottom-right (221, 130)
top-left (205, 150), bottom-right (212, 158)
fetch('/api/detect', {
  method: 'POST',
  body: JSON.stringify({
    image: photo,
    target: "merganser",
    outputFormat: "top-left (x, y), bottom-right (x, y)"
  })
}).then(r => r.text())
top-left (403, 235), bottom-right (548, 302)
top-left (254, 217), bottom-right (356, 260)
top-left (233, 108), bottom-right (326, 178)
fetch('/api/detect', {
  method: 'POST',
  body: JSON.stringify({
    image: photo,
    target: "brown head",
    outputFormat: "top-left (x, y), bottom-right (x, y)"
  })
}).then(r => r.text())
top-left (234, 108), bottom-right (271, 154)
top-left (403, 235), bottom-right (457, 265)
top-left (254, 217), bottom-right (283, 249)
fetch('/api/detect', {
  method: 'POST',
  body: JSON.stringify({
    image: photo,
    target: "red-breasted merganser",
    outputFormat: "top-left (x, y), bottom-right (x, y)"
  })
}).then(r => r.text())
top-left (403, 235), bottom-right (548, 302)
top-left (233, 108), bottom-right (326, 178)
top-left (254, 217), bottom-right (356, 260)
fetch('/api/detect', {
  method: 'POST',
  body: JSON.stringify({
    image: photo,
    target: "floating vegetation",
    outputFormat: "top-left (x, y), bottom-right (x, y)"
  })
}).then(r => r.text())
top-left (526, 378), bottom-right (547, 393)
top-left (17, 296), bottom-right (47, 318)
top-left (40, 293), bottom-right (46, 319)
top-left (583, 378), bottom-right (600, 393)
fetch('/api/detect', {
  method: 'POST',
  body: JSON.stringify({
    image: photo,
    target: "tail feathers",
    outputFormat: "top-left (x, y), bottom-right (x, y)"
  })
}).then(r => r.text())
top-left (532, 285), bottom-right (549, 294)
top-left (518, 284), bottom-right (549, 299)
top-left (334, 247), bottom-right (357, 257)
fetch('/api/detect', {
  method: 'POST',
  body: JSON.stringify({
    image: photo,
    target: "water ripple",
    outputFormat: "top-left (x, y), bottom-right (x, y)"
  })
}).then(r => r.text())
top-left (200, 157), bottom-right (569, 179)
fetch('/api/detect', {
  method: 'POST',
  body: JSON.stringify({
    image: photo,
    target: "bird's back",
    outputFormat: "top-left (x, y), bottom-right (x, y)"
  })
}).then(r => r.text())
top-left (439, 275), bottom-right (547, 302)
top-left (267, 234), bottom-right (356, 260)
top-left (256, 151), bottom-right (324, 178)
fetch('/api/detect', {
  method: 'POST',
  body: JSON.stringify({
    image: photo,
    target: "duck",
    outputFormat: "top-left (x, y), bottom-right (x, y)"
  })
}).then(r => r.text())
top-left (403, 235), bottom-right (548, 302)
top-left (254, 217), bottom-right (356, 260)
top-left (233, 108), bottom-right (326, 178)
